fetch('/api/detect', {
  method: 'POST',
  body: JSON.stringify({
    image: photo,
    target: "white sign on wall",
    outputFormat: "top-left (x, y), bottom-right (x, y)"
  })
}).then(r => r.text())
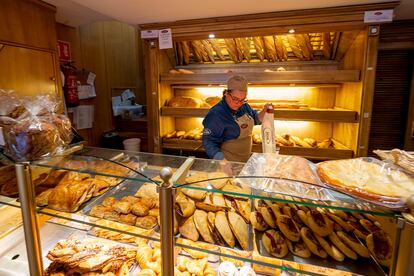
top-left (158, 28), bottom-right (173, 49)
top-left (364, 9), bottom-right (393, 23)
top-left (141, 30), bottom-right (159, 39)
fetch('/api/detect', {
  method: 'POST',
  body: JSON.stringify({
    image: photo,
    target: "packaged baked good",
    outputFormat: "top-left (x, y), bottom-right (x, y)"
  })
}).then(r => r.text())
top-left (4, 119), bottom-right (61, 161)
top-left (239, 153), bottom-right (334, 201)
top-left (1, 94), bottom-right (71, 161)
top-left (317, 157), bottom-right (414, 209)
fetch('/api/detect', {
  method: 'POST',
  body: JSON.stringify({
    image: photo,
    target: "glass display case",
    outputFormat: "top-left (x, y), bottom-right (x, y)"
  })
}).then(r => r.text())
top-left (0, 147), bottom-right (413, 275)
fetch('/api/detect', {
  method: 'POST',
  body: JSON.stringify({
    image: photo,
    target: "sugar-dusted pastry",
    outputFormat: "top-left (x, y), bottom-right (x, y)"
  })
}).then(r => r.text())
top-left (239, 266), bottom-right (257, 276)
top-left (218, 261), bottom-right (238, 276)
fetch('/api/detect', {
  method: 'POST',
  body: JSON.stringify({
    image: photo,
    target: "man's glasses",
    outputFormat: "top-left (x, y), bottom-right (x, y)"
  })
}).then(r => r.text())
top-left (227, 92), bottom-right (248, 104)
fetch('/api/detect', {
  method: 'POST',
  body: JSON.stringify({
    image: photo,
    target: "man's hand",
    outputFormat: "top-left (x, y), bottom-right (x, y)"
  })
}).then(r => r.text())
top-left (258, 102), bottom-right (274, 122)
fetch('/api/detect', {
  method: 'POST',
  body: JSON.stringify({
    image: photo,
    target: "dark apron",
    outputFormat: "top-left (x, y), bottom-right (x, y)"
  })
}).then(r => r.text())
top-left (221, 113), bottom-right (254, 162)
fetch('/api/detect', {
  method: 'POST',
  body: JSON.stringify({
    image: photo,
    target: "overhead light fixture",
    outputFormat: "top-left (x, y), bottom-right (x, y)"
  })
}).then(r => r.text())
top-left (208, 33), bottom-right (215, 39)
top-left (288, 29), bottom-right (295, 34)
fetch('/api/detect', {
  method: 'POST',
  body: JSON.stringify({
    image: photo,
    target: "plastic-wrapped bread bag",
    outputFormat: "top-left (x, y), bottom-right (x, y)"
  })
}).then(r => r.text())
top-left (2, 94), bottom-right (71, 161)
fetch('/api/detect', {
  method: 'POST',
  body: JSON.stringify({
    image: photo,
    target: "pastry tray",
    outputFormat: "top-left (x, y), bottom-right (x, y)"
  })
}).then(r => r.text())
top-left (254, 230), bottom-right (387, 276)
top-left (80, 170), bottom-right (161, 232)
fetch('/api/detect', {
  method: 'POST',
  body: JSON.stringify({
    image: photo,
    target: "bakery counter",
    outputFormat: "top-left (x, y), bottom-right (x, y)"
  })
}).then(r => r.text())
top-left (7, 148), bottom-right (414, 275)
top-left (161, 106), bottom-right (358, 122)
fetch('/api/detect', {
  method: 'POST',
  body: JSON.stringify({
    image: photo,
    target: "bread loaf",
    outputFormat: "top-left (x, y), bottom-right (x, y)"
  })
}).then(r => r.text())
top-left (168, 96), bottom-right (203, 108)
top-left (204, 96), bottom-right (221, 106)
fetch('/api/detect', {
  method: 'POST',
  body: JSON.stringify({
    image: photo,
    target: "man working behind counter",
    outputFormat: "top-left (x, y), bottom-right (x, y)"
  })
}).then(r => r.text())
top-left (202, 75), bottom-right (272, 163)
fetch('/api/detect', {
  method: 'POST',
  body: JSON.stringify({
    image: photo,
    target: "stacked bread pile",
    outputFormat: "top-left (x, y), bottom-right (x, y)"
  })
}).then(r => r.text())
top-left (35, 159), bottom-right (138, 212)
top-left (89, 180), bottom-right (160, 229)
top-left (176, 171), bottom-right (251, 252)
top-left (164, 128), bottom-right (203, 141)
top-left (44, 237), bottom-right (137, 275)
top-left (175, 33), bottom-right (327, 65)
top-left (253, 133), bottom-right (336, 149)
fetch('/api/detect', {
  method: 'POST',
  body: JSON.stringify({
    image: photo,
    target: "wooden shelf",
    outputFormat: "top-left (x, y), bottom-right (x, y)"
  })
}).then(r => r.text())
top-left (162, 138), bottom-right (353, 160)
top-left (160, 70), bottom-right (360, 85)
top-left (161, 107), bottom-right (358, 122)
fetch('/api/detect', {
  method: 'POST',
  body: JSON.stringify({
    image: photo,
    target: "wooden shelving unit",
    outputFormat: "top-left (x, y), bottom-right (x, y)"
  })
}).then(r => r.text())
top-left (161, 107), bottom-right (358, 122)
top-left (160, 70), bottom-right (361, 85)
top-left (162, 138), bottom-right (353, 160)
top-left (141, 3), bottom-right (395, 159)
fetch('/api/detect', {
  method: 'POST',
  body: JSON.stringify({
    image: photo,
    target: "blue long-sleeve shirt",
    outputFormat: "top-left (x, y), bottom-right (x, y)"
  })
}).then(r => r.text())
top-left (202, 98), bottom-right (261, 159)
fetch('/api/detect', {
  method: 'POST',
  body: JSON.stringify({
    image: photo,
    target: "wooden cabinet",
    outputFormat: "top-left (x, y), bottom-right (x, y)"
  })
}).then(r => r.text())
top-left (141, 2), bottom-right (398, 159)
top-left (0, 0), bottom-right (61, 100)
top-left (0, 44), bottom-right (58, 96)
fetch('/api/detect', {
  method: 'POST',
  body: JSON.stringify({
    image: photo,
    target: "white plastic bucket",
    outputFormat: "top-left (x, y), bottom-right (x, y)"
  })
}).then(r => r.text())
top-left (123, 138), bottom-right (141, 152)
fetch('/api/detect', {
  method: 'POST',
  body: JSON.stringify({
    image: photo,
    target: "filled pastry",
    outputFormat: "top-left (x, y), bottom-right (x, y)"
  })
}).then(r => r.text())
top-left (262, 229), bottom-right (288, 258)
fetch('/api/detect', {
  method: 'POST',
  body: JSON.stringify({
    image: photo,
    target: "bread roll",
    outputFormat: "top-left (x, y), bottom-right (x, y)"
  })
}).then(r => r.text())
top-left (168, 96), bottom-right (203, 108)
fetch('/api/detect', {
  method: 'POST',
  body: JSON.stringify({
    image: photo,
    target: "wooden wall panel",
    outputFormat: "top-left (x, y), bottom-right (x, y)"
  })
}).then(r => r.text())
top-left (76, 21), bottom-right (142, 146)
top-left (0, 0), bottom-right (57, 50)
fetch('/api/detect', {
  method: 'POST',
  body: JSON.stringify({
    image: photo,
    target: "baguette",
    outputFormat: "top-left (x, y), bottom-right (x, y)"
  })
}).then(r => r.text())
top-left (274, 36), bottom-right (288, 61)
top-left (201, 40), bottom-right (215, 63)
top-left (263, 36), bottom-right (277, 62)
top-left (176, 41), bottom-right (184, 65)
top-left (295, 34), bottom-right (313, 60)
top-left (191, 40), bottom-right (205, 62)
top-left (287, 34), bottom-right (304, 60)
top-left (252, 37), bottom-right (265, 61)
top-left (224, 38), bottom-right (240, 63)
top-left (181, 41), bottom-right (191, 64)
top-left (209, 39), bottom-right (225, 60)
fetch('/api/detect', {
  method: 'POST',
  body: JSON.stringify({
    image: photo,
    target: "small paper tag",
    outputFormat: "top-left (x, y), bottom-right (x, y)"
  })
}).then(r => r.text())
top-left (86, 72), bottom-right (96, 85)
top-left (364, 9), bottom-right (393, 23)
top-left (158, 28), bottom-right (173, 49)
top-left (141, 29), bottom-right (159, 39)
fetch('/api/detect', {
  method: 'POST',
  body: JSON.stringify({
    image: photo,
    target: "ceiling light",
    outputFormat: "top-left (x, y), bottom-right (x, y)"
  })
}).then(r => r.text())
top-left (288, 29), bottom-right (295, 34)
top-left (208, 33), bottom-right (215, 39)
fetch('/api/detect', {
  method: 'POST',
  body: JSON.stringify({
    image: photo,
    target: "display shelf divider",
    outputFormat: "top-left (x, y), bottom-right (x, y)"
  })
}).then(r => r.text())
top-left (15, 163), bottom-right (43, 275)
top-left (171, 157), bottom-right (195, 185)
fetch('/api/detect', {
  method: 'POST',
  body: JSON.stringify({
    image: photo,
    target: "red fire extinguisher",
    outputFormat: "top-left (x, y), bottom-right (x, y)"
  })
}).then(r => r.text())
top-left (61, 62), bottom-right (79, 107)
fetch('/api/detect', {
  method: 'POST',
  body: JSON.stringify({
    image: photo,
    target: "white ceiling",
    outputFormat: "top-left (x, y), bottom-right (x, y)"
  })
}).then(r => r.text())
top-left (44, 0), bottom-right (412, 27)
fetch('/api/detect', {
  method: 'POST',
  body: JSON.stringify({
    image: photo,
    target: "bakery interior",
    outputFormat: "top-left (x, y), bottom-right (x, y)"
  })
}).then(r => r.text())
top-left (1, 0), bottom-right (414, 275)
